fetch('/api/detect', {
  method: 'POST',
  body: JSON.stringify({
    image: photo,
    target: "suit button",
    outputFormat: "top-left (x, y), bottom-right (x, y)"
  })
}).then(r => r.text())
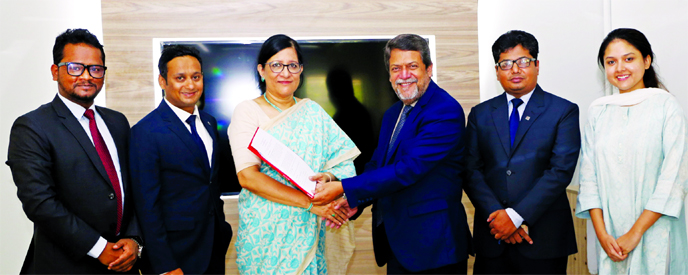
top-left (502, 200), bottom-right (508, 205)
top-left (506, 170), bottom-right (512, 176)
top-left (109, 193), bottom-right (115, 200)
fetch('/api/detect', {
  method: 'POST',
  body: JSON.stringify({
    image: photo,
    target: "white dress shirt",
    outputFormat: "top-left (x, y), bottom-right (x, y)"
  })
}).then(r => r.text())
top-left (164, 98), bottom-right (213, 164)
top-left (503, 88), bottom-right (535, 228)
top-left (57, 93), bottom-right (123, 258)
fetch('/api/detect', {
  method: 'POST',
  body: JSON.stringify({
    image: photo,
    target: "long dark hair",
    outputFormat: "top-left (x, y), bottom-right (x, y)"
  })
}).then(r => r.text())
top-left (597, 28), bottom-right (664, 89)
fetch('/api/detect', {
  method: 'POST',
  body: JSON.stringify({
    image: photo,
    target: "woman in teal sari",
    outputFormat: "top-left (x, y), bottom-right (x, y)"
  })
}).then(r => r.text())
top-left (228, 34), bottom-right (360, 274)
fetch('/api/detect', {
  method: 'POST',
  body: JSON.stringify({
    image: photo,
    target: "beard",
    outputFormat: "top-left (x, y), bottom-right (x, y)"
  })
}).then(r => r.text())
top-left (393, 77), bottom-right (423, 102)
top-left (58, 80), bottom-right (101, 103)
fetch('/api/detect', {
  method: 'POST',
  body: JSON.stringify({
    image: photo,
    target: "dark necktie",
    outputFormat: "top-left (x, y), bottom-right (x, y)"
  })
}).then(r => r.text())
top-left (387, 105), bottom-right (413, 158)
top-left (186, 115), bottom-right (209, 167)
top-left (378, 105), bottom-right (412, 227)
top-left (510, 98), bottom-right (524, 148)
top-left (84, 109), bottom-right (122, 235)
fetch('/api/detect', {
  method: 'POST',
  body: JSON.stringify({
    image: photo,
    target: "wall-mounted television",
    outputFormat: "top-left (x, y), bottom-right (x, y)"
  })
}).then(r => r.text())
top-left (152, 36), bottom-right (437, 193)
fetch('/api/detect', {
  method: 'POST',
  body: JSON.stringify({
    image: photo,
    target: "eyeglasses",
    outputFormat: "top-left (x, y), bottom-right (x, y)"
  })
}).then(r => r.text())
top-left (496, 57), bottom-right (537, 70)
top-left (57, 62), bottom-right (107, 78)
top-left (265, 62), bottom-right (302, 74)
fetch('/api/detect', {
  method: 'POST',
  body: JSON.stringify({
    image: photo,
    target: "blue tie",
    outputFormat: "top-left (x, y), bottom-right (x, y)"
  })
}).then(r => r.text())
top-left (378, 105), bottom-right (412, 227)
top-left (186, 115), bottom-right (209, 167)
top-left (509, 98), bottom-right (524, 148)
top-left (387, 105), bottom-right (413, 158)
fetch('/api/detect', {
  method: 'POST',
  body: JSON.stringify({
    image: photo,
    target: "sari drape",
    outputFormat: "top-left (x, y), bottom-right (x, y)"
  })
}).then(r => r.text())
top-left (229, 99), bottom-right (359, 275)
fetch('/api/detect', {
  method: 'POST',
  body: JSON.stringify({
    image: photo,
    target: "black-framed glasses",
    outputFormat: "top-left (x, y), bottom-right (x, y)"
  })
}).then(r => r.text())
top-left (57, 62), bottom-right (107, 78)
top-left (266, 62), bottom-right (302, 74)
top-left (496, 57), bottom-right (537, 70)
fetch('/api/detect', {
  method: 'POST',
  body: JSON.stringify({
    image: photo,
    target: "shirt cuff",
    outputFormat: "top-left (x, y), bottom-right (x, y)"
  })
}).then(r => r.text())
top-left (87, 237), bottom-right (107, 258)
top-left (505, 208), bottom-right (524, 228)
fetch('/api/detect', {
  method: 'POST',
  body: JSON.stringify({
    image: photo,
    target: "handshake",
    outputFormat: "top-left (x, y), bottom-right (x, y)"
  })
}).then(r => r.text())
top-left (308, 173), bottom-right (358, 229)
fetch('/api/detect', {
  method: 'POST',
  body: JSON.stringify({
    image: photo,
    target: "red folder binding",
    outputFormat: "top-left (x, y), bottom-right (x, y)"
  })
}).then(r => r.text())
top-left (248, 127), bottom-right (316, 198)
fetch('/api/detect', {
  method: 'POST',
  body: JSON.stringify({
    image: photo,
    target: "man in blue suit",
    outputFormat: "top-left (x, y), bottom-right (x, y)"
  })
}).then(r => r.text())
top-left (129, 45), bottom-right (232, 275)
top-left (312, 34), bottom-right (471, 274)
top-left (463, 30), bottom-right (580, 274)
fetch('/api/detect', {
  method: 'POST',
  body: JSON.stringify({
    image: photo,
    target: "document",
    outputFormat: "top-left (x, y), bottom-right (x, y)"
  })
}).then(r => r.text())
top-left (248, 128), bottom-right (317, 198)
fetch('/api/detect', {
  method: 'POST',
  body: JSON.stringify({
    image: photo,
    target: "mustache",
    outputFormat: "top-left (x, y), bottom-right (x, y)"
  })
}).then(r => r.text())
top-left (74, 81), bottom-right (97, 88)
top-left (395, 77), bottom-right (418, 84)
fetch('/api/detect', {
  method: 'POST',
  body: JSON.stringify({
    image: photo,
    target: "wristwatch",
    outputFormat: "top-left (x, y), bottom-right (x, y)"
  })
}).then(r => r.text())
top-left (130, 238), bottom-right (144, 259)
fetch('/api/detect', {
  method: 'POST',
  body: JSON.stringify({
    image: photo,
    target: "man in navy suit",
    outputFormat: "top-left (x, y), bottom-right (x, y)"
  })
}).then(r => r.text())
top-left (7, 29), bottom-right (140, 274)
top-left (129, 45), bottom-right (232, 275)
top-left (463, 30), bottom-right (580, 274)
top-left (313, 34), bottom-right (471, 274)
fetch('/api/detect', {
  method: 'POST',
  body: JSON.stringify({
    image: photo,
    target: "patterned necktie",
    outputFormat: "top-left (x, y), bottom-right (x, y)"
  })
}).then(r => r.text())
top-left (186, 115), bottom-right (209, 167)
top-left (509, 98), bottom-right (524, 148)
top-left (84, 109), bottom-right (122, 235)
top-left (387, 105), bottom-right (413, 158)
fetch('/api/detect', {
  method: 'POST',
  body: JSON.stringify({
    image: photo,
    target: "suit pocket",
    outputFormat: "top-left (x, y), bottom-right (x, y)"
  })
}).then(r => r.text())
top-left (408, 199), bottom-right (448, 217)
top-left (164, 216), bottom-right (195, 231)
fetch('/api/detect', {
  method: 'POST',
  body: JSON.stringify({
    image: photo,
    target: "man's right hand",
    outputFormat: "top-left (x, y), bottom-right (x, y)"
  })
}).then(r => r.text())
top-left (97, 242), bottom-right (121, 267)
top-left (487, 209), bottom-right (518, 240)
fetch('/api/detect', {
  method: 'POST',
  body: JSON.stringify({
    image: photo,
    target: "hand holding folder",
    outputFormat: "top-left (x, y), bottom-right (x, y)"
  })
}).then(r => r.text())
top-left (248, 128), bottom-right (317, 198)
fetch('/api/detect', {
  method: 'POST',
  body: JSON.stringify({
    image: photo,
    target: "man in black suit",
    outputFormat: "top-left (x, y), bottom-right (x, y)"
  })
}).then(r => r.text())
top-left (464, 30), bottom-right (580, 274)
top-left (6, 29), bottom-right (141, 274)
top-left (129, 45), bottom-right (232, 275)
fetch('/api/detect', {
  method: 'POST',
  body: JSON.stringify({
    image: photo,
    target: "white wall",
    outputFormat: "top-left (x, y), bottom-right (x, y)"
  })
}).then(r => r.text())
top-left (478, 0), bottom-right (688, 123)
top-left (0, 1), bottom-right (103, 273)
top-left (609, 0), bottom-right (688, 109)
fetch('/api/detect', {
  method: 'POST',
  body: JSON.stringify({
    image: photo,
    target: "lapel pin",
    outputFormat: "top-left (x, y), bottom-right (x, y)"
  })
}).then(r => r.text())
top-left (525, 116), bottom-right (530, 121)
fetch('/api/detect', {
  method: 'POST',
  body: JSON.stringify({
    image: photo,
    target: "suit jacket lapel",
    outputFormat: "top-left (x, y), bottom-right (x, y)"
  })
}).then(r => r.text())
top-left (490, 93), bottom-right (511, 156)
top-left (384, 80), bottom-right (439, 164)
top-left (158, 101), bottom-right (210, 173)
top-left (512, 85), bottom-right (545, 152)
top-left (51, 96), bottom-right (113, 189)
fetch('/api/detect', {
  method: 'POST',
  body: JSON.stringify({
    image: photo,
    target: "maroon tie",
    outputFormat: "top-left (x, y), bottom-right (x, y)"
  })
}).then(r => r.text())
top-left (84, 109), bottom-right (122, 235)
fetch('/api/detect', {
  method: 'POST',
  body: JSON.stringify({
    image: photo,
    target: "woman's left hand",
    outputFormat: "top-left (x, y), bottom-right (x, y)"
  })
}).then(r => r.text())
top-left (616, 230), bottom-right (642, 255)
top-left (324, 198), bottom-right (358, 229)
top-left (310, 201), bottom-right (348, 226)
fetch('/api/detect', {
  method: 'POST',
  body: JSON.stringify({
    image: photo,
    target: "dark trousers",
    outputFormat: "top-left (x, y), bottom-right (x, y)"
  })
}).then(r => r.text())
top-left (204, 220), bottom-right (233, 274)
top-left (379, 223), bottom-right (467, 275)
top-left (473, 245), bottom-right (567, 274)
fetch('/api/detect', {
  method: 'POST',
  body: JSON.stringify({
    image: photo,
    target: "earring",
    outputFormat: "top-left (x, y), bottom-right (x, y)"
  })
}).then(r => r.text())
top-left (261, 77), bottom-right (265, 82)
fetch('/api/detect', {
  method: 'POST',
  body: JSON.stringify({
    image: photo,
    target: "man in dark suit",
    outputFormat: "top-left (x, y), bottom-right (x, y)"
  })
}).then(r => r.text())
top-left (463, 30), bottom-right (580, 274)
top-left (6, 28), bottom-right (141, 274)
top-left (312, 34), bottom-right (471, 274)
top-left (129, 45), bottom-right (232, 275)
